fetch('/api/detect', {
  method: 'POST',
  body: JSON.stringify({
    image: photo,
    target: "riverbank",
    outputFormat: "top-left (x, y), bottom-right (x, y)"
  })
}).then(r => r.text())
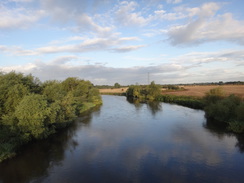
top-left (112, 85), bottom-right (244, 134)
top-left (0, 103), bottom-right (101, 163)
top-left (0, 72), bottom-right (103, 163)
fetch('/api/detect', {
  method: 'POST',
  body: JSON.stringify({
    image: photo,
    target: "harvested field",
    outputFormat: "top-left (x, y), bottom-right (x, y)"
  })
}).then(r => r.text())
top-left (99, 85), bottom-right (244, 98)
top-left (162, 85), bottom-right (244, 98)
top-left (99, 87), bottom-right (128, 94)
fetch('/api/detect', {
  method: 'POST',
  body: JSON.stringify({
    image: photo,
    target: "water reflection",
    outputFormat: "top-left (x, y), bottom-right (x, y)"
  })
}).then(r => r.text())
top-left (0, 96), bottom-right (243, 183)
top-left (203, 118), bottom-right (244, 154)
top-left (235, 134), bottom-right (244, 153)
top-left (126, 98), bottom-right (162, 116)
top-left (147, 101), bottom-right (162, 116)
top-left (0, 106), bottom-right (100, 183)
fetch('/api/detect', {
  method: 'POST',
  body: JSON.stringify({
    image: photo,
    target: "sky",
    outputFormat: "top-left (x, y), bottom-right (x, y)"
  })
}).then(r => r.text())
top-left (0, 0), bottom-right (244, 85)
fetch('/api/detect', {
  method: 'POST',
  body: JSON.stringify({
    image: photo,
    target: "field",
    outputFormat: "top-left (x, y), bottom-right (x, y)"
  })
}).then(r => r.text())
top-left (99, 85), bottom-right (244, 98)
top-left (99, 87), bottom-right (128, 94)
top-left (163, 85), bottom-right (244, 98)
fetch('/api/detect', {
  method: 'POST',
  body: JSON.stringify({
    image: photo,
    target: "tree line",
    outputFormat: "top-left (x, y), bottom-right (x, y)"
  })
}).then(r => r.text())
top-left (0, 71), bottom-right (102, 162)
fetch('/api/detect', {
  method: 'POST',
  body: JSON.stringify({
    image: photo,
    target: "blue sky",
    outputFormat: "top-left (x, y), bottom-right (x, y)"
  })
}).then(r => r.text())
top-left (0, 0), bottom-right (244, 85)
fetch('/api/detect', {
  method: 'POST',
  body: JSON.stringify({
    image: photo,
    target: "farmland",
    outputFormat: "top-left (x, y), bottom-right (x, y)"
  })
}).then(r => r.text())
top-left (99, 85), bottom-right (244, 98)
top-left (162, 85), bottom-right (244, 98)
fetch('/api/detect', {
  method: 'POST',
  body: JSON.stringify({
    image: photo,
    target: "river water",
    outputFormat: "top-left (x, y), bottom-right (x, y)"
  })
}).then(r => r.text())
top-left (0, 95), bottom-right (244, 183)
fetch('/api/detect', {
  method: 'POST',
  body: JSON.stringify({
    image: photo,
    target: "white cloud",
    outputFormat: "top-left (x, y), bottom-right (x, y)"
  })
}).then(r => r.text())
top-left (74, 13), bottom-right (114, 36)
top-left (40, 0), bottom-right (114, 36)
top-left (112, 45), bottom-right (146, 53)
top-left (0, 57), bottom-right (185, 85)
top-left (0, 6), bottom-right (44, 30)
top-left (36, 35), bottom-right (143, 54)
top-left (154, 10), bottom-right (186, 20)
top-left (171, 49), bottom-right (244, 66)
top-left (50, 55), bottom-right (80, 65)
top-left (0, 45), bottom-right (36, 56)
top-left (167, 3), bottom-right (244, 45)
top-left (0, 35), bottom-right (143, 55)
top-left (115, 1), bottom-right (151, 27)
top-left (1, 48), bottom-right (243, 85)
top-left (9, 0), bottom-right (33, 2)
top-left (166, 0), bottom-right (182, 4)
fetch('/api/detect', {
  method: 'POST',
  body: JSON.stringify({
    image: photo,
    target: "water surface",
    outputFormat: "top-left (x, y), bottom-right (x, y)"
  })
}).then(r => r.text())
top-left (0, 95), bottom-right (244, 183)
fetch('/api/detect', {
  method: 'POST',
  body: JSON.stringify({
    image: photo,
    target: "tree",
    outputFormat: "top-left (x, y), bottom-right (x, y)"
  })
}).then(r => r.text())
top-left (15, 94), bottom-right (51, 139)
top-left (146, 81), bottom-right (161, 100)
top-left (114, 83), bottom-right (121, 88)
top-left (4, 84), bottom-right (29, 114)
top-left (42, 80), bottom-right (65, 102)
top-left (126, 82), bottom-right (161, 100)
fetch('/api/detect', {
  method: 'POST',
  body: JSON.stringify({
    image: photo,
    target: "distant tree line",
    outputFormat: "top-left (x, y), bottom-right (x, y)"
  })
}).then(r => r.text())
top-left (96, 83), bottom-right (124, 89)
top-left (0, 71), bottom-right (102, 162)
top-left (177, 81), bottom-right (244, 86)
top-left (161, 85), bottom-right (184, 90)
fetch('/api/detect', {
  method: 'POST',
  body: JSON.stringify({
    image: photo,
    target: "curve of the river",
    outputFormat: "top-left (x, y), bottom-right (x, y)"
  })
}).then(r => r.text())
top-left (0, 95), bottom-right (244, 183)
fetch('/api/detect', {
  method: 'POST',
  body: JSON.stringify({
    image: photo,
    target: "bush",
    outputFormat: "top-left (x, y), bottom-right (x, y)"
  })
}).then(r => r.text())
top-left (204, 87), bottom-right (225, 104)
top-left (157, 95), bottom-right (204, 109)
top-left (126, 82), bottom-right (161, 101)
top-left (204, 87), bottom-right (244, 133)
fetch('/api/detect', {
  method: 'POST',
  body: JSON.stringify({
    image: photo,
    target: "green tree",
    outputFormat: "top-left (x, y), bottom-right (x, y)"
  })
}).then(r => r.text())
top-left (114, 83), bottom-right (121, 88)
top-left (146, 81), bottom-right (161, 100)
top-left (15, 94), bottom-right (51, 139)
top-left (4, 84), bottom-right (30, 114)
top-left (61, 77), bottom-right (80, 92)
top-left (42, 80), bottom-right (65, 102)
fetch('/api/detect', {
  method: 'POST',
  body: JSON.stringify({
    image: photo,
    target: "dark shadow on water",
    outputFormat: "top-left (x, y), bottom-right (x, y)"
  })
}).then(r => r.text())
top-left (203, 118), bottom-right (244, 153)
top-left (126, 98), bottom-right (162, 116)
top-left (147, 101), bottom-right (162, 116)
top-left (0, 106), bottom-right (101, 183)
top-left (235, 134), bottom-right (244, 153)
top-left (126, 97), bottom-right (143, 110)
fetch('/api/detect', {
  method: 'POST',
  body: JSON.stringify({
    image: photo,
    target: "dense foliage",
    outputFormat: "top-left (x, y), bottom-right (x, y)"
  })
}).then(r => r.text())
top-left (157, 95), bottom-right (204, 109)
top-left (162, 85), bottom-right (183, 90)
top-left (114, 83), bottom-right (121, 88)
top-left (204, 88), bottom-right (244, 133)
top-left (0, 71), bottom-right (102, 162)
top-left (126, 81), bottom-right (162, 101)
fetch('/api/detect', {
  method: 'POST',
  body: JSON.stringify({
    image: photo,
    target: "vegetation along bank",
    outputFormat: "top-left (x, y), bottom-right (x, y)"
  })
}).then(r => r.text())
top-left (0, 71), bottom-right (102, 163)
top-left (125, 82), bottom-right (244, 134)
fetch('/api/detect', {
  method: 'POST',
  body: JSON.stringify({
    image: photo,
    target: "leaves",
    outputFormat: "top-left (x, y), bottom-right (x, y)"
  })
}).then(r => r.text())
top-left (0, 72), bottom-right (102, 162)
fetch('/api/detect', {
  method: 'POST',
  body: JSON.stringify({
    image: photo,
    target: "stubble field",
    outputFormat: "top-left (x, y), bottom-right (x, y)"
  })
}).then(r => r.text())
top-left (99, 85), bottom-right (244, 98)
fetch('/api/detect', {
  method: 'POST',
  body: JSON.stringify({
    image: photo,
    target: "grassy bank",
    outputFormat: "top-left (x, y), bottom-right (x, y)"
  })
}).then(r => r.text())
top-left (156, 95), bottom-right (204, 109)
top-left (125, 84), bottom-right (244, 134)
top-left (101, 92), bottom-right (126, 96)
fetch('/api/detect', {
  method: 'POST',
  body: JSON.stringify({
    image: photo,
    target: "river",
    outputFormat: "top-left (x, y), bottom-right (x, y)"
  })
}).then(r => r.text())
top-left (0, 95), bottom-right (244, 183)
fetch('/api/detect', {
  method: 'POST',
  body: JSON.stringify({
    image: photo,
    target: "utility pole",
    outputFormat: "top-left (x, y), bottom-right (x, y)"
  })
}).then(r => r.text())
top-left (148, 72), bottom-right (150, 85)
